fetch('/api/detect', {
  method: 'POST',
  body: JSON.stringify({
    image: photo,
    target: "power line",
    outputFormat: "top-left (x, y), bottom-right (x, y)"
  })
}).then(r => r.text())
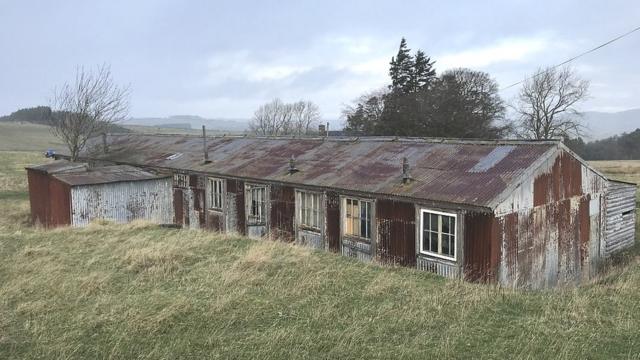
top-left (501, 25), bottom-right (640, 91)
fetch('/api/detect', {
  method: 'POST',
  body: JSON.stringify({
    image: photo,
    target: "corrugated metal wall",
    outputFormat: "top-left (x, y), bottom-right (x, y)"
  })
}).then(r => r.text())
top-left (325, 191), bottom-right (341, 252)
top-left (376, 199), bottom-right (416, 266)
top-left (71, 178), bottom-right (173, 227)
top-left (533, 151), bottom-right (583, 206)
top-left (27, 169), bottom-right (72, 227)
top-left (604, 181), bottom-right (637, 256)
top-left (270, 184), bottom-right (295, 242)
top-left (497, 195), bottom-right (595, 288)
top-left (463, 212), bottom-right (498, 282)
top-left (226, 179), bottom-right (245, 235)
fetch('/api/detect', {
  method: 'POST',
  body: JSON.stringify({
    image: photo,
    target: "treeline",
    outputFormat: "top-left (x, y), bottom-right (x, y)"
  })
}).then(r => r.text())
top-left (0, 105), bottom-right (130, 133)
top-left (565, 129), bottom-right (640, 160)
top-left (343, 38), bottom-right (508, 138)
top-left (0, 106), bottom-right (53, 125)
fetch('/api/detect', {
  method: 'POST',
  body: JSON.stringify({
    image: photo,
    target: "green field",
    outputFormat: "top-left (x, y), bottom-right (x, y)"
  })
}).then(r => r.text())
top-left (0, 149), bottom-right (639, 358)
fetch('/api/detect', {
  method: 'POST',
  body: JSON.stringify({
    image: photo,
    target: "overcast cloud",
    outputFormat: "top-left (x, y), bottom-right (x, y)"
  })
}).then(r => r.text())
top-left (1, 0), bottom-right (639, 126)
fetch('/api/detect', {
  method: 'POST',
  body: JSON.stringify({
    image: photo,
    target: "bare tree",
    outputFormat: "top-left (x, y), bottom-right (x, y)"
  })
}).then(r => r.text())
top-left (249, 99), bottom-right (320, 136)
top-left (290, 100), bottom-right (321, 135)
top-left (514, 66), bottom-right (589, 140)
top-left (50, 65), bottom-right (130, 161)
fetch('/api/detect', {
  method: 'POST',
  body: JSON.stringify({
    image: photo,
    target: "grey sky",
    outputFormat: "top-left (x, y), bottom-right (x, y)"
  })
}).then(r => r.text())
top-left (1, 0), bottom-right (639, 126)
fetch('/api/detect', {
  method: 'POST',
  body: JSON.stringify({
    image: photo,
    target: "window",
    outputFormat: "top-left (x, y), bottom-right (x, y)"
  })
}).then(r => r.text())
top-left (247, 185), bottom-right (267, 225)
top-left (208, 177), bottom-right (224, 210)
top-left (420, 210), bottom-right (456, 260)
top-left (173, 173), bottom-right (189, 188)
top-left (298, 191), bottom-right (321, 229)
top-left (344, 198), bottom-right (372, 239)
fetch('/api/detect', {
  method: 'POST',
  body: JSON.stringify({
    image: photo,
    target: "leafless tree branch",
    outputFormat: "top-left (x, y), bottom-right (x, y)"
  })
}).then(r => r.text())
top-left (513, 66), bottom-right (589, 140)
top-left (50, 64), bottom-right (130, 160)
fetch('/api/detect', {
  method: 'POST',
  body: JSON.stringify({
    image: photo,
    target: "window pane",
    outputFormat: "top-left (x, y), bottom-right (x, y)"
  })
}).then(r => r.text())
top-left (442, 234), bottom-right (450, 255)
top-left (442, 216), bottom-right (450, 234)
top-left (430, 214), bottom-right (438, 231)
top-left (430, 231), bottom-right (438, 252)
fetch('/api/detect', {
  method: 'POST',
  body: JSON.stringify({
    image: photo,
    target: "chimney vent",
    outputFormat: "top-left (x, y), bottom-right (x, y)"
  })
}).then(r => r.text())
top-left (288, 155), bottom-right (299, 174)
top-left (318, 124), bottom-right (326, 137)
top-left (202, 125), bottom-right (211, 164)
top-left (402, 157), bottom-right (411, 184)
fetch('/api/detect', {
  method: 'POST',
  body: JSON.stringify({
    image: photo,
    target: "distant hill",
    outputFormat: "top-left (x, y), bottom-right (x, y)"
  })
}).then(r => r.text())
top-left (128, 115), bottom-right (249, 132)
top-left (566, 128), bottom-right (640, 160)
top-left (158, 123), bottom-right (192, 129)
top-left (581, 109), bottom-right (640, 140)
top-left (0, 106), bottom-right (131, 133)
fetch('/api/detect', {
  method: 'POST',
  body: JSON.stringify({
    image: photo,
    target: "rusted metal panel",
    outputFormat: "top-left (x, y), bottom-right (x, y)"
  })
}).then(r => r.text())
top-left (226, 179), bottom-right (245, 235)
top-left (49, 177), bottom-right (72, 227)
top-left (27, 169), bottom-right (50, 226)
top-left (270, 184), bottom-right (295, 242)
top-left (70, 178), bottom-right (173, 227)
top-left (82, 134), bottom-right (558, 208)
top-left (533, 151), bottom-right (583, 207)
top-left (27, 169), bottom-right (72, 228)
top-left (173, 189), bottom-right (184, 225)
top-left (325, 191), bottom-right (341, 252)
top-left (463, 212), bottom-right (498, 282)
top-left (206, 211), bottom-right (224, 232)
top-left (497, 194), bottom-right (595, 289)
top-left (194, 187), bottom-right (206, 227)
top-left (604, 180), bottom-right (637, 256)
top-left (376, 199), bottom-right (416, 266)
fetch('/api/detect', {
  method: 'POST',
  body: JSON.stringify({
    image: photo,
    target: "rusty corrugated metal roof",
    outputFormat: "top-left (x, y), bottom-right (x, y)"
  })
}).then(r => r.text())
top-left (26, 160), bottom-right (87, 174)
top-left (51, 164), bottom-right (169, 186)
top-left (79, 134), bottom-right (559, 208)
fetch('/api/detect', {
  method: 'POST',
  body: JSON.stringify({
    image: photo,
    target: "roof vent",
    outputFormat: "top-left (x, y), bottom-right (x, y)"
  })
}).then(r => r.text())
top-left (202, 125), bottom-right (211, 164)
top-left (166, 153), bottom-right (183, 160)
top-left (288, 155), bottom-right (299, 174)
top-left (402, 157), bottom-right (412, 184)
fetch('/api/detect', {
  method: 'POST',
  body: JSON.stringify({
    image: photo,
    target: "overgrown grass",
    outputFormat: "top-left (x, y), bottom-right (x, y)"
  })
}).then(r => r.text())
top-left (0, 152), bottom-right (639, 359)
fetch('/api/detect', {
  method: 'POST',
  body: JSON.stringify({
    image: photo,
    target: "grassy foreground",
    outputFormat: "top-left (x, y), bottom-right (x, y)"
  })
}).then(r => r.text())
top-left (0, 152), bottom-right (639, 359)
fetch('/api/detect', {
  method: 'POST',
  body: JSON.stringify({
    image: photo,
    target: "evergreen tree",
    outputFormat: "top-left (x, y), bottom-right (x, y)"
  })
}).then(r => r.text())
top-left (411, 50), bottom-right (436, 92)
top-left (389, 38), bottom-right (414, 94)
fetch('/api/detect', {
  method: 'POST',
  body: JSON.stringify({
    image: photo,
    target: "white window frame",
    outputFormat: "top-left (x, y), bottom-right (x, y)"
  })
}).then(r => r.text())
top-left (342, 197), bottom-right (373, 240)
top-left (207, 177), bottom-right (224, 211)
top-left (297, 190), bottom-right (322, 230)
top-left (173, 173), bottom-right (189, 188)
top-left (419, 209), bottom-right (457, 261)
top-left (247, 185), bottom-right (267, 225)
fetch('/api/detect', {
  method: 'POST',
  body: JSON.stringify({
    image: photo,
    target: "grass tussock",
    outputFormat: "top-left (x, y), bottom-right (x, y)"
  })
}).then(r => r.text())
top-left (0, 151), bottom-right (639, 359)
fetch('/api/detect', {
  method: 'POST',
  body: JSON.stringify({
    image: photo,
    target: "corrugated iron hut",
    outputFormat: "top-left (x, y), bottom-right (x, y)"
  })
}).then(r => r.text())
top-left (26, 161), bottom-right (173, 227)
top-left (44, 133), bottom-right (636, 289)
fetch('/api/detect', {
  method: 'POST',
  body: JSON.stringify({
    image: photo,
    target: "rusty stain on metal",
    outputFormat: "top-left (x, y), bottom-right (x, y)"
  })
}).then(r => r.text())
top-left (270, 184), bottom-right (295, 242)
top-left (376, 199), bottom-right (416, 266)
top-left (463, 212), bottom-right (498, 282)
top-left (325, 191), bottom-right (341, 252)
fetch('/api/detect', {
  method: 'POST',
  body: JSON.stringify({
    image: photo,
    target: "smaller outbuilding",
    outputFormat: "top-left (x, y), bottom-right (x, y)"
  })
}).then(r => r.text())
top-left (26, 161), bottom-right (173, 227)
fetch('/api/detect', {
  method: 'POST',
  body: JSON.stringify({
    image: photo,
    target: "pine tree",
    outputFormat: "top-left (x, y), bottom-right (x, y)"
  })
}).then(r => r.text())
top-left (389, 38), bottom-right (413, 94)
top-left (412, 50), bottom-right (436, 92)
